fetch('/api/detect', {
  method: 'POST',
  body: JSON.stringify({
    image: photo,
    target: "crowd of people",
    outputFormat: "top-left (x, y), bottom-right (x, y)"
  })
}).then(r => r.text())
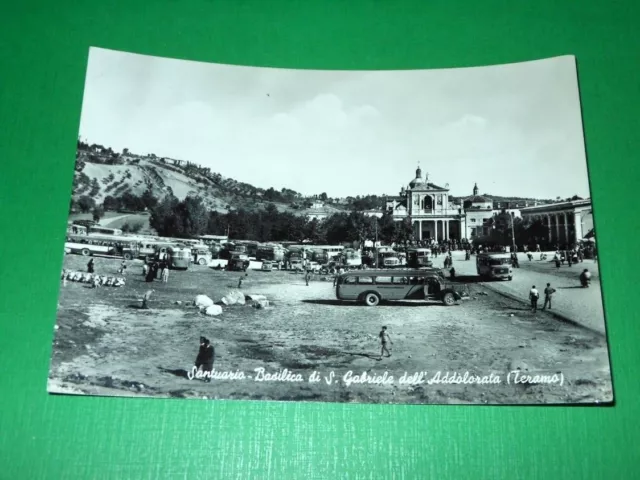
top-left (143, 260), bottom-right (170, 283)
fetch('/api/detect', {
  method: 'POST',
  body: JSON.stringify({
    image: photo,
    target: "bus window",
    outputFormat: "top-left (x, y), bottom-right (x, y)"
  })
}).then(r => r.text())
top-left (375, 276), bottom-right (393, 284)
top-left (343, 277), bottom-right (357, 285)
top-left (426, 277), bottom-right (442, 294)
top-left (358, 277), bottom-right (373, 284)
top-left (392, 277), bottom-right (409, 284)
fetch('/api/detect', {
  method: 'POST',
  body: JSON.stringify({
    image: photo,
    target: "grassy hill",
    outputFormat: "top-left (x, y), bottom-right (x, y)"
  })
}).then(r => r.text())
top-left (71, 149), bottom-right (334, 216)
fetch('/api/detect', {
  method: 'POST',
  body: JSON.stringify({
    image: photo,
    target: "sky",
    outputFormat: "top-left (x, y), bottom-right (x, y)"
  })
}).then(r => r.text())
top-left (78, 47), bottom-right (592, 200)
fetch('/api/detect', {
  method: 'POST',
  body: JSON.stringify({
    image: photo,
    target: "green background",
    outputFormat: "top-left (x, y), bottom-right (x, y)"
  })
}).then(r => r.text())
top-left (1, 1), bottom-right (639, 478)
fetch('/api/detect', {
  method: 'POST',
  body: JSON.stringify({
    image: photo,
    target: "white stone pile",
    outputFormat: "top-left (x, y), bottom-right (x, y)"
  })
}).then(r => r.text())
top-left (61, 269), bottom-right (126, 287)
top-left (192, 291), bottom-right (271, 317)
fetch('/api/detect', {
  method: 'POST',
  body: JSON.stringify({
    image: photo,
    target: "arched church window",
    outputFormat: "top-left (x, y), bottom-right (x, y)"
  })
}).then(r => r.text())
top-left (422, 196), bottom-right (433, 210)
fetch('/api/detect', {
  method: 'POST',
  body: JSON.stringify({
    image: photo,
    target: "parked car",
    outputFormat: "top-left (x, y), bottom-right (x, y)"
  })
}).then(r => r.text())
top-left (261, 261), bottom-right (273, 271)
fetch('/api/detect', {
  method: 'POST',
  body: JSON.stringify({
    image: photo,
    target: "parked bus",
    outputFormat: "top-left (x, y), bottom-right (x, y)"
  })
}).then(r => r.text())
top-left (256, 244), bottom-right (286, 262)
top-left (197, 234), bottom-right (229, 245)
top-left (167, 246), bottom-right (192, 270)
top-left (335, 268), bottom-right (463, 307)
top-left (407, 248), bottom-right (433, 269)
top-left (88, 226), bottom-right (123, 236)
top-left (65, 235), bottom-right (115, 256)
top-left (65, 233), bottom-right (140, 258)
top-left (228, 253), bottom-right (250, 271)
top-left (343, 248), bottom-right (362, 267)
top-left (192, 246), bottom-right (213, 265)
top-left (476, 253), bottom-right (513, 280)
top-left (377, 248), bottom-right (400, 268)
top-left (67, 223), bottom-right (87, 235)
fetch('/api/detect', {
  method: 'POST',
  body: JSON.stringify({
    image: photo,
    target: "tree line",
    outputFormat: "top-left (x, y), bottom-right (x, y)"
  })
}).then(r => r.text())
top-left (147, 195), bottom-right (414, 248)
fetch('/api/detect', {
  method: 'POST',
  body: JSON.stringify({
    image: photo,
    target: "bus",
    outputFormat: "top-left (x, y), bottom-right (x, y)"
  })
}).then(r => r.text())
top-left (476, 253), bottom-right (513, 280)
top-left (343, 248), bottom-right (362, 267)
top-left (197, 234), bottom-right (229, 245)
top-left (256, 244), bottom-right (286, 262)
top-left (192, 246), bottom-right (213, 265)
top-left (65, 233), bottom-right (140, 258)
top-left (407, 248), bottom-right (433, 269)
top-left (65, 234), bottom-right (115, 256)
top-left (377, 248), bottom-right (400, 268)
top-left (167, 246), bottom-right (192, 270)
top-left (88, 226), bottom-right (123, 236)
top-left (288, 245), bottom-right (344, 263)
top-left (335, 268), bottom-right (463, 306)
top-left (67, 223), bottom-right (87, 235)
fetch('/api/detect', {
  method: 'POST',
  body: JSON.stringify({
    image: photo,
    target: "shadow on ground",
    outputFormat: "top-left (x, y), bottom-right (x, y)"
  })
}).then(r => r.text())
top-left (302, 299), bottom-right (440, 307)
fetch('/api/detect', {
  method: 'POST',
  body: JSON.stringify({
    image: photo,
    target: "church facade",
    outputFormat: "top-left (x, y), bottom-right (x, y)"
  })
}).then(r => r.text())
top-left (386, 167), bottom-right (464, 241)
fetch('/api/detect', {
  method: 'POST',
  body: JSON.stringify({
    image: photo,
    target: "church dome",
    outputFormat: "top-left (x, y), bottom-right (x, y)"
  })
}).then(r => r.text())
top-left (409, 166), bottom-right (424, 188)
top-left (470, 195), bottom-right (489, 203)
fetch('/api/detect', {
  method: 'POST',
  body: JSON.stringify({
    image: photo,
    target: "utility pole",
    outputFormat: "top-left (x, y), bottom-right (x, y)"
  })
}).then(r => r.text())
top-left (510, 212), bottom-right (516, 252)
top-left (374, 220), bottom-right (378, 268)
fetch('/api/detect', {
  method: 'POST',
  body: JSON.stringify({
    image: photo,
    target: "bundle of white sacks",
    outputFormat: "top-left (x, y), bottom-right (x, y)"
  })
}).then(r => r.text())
top-left (193, 291), bottom-right (269, 317)
top-left (61, 269), bottom-right (126, 287)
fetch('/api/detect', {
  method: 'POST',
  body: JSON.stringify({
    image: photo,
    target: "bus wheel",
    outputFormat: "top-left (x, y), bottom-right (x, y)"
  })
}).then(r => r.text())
top-left (198, 258), bottom-right (207, 265)
top-left (443, 292), bottom-right (456, 306)
top-left (81, 248), bottom-right (91, 256)
top-left (364, 292), bottom-right (380, 307)
top-left (123, 253), bottom-right (132, 260)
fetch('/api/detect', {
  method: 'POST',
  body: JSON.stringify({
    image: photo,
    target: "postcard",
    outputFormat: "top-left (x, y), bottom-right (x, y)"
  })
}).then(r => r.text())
top-left (48, 47), bottom-right (613, 404)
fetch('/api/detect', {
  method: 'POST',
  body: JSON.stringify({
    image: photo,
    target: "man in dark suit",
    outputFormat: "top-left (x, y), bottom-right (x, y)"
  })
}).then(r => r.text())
top-left (195, 336), bottom-right (215, 382)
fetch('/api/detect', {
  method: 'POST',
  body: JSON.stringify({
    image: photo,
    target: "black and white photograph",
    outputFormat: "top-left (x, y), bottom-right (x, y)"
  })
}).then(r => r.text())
top-left (48, 47), bottom-right (613, 404)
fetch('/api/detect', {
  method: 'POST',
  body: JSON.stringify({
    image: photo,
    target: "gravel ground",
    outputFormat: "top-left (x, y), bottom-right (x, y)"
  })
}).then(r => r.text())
top-left (48, 254), bottom-right (613, 405)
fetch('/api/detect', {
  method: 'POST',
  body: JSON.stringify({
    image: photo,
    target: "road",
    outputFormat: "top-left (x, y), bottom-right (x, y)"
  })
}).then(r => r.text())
top-left (101, 214), bottom-right (135, 227)
top-left (444, 251), bottom-right (608, 335)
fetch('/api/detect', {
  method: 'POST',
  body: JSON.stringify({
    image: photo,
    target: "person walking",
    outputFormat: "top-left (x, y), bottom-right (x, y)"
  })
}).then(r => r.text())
top-left (379, 326), bottom-right (393, 358)
top-left (305, 269), bottom-right (310, 286)
top-left (529, 285), bottom-right (540, 313)
top-left (87, 258), bottom-right (94, 274)
top-left (567, 251), bottom-right (573, 267)
top-left (555, 256), bottom-right (561, 269)
top-left (142, 262), bottom-right (149, 276)
top-left (542, 283), bottom-right (556, 310)
top-left (195, 336), bottom-right (215, 382)
top-left (118, 260), bottom-right (127, 275)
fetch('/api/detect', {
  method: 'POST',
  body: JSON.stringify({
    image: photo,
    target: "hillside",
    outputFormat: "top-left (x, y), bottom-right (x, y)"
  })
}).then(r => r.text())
top-left (71, 148), bottom-right (334, 215)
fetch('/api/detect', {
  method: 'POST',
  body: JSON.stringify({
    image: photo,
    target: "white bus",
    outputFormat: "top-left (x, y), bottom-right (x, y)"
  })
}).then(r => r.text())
top-left (88, 226), bottom-right (123, 236)
top-left (476, 253), bottom-right (513, 281)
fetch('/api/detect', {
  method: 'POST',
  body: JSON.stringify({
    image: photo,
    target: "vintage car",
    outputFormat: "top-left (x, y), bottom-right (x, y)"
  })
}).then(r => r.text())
top-left (261, 261), bottom-right (273, 271)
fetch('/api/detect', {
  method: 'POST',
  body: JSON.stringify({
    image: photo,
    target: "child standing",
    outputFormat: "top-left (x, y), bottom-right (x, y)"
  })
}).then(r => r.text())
top-left (379, 326), bottom-right (393, 359)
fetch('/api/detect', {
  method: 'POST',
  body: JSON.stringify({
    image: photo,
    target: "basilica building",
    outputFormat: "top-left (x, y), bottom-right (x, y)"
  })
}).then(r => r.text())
top-left (386, 166), bottom-right (464, 241)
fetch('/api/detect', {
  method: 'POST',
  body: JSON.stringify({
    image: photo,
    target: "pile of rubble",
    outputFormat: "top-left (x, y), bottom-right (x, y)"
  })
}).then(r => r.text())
top-left (61, 269), bottom-right (126, 287)
top-left (193, 290), bottom-right (270, 317)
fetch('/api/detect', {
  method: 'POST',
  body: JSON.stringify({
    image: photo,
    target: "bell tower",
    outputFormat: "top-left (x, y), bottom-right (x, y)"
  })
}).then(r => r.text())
top-left (473, 182), bottom-right (479, 196)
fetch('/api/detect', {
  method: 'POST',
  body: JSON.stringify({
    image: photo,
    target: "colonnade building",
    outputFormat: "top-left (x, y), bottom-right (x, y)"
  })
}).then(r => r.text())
top-left (519, 199), bottom-right (593, 245)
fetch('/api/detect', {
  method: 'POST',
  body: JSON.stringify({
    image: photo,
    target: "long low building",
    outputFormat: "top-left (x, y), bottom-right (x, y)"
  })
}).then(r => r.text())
top-left (519, 198), bottom-right (593, 245)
